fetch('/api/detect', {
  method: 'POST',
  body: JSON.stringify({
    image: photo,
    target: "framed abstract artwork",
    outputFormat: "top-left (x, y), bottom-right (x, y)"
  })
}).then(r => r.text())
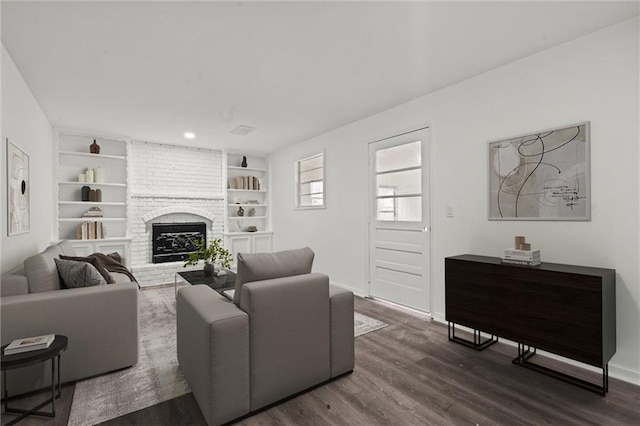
top-left (7, 139), bottom-right (30, 235)
top-left (488, 122), bottom-right (590, 221)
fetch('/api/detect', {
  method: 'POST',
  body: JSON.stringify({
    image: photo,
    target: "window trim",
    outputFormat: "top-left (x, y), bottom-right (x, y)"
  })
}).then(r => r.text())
top-left (295, 151), bottom-right (325, 210)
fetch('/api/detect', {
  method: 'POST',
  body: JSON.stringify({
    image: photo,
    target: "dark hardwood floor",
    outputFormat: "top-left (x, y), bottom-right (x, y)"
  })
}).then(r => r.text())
top-left (6, 296), bottom-right (640, 425)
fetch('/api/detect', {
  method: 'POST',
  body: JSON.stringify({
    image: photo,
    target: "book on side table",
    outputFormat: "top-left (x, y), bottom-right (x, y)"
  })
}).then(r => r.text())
top-left (4, 334), bottom-right (55, 355)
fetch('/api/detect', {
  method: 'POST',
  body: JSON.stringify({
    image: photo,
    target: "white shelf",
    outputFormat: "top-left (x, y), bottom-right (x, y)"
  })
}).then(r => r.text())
top-left (59, 218), bottom-right (127, 222)
top-left (58, 151), bottom-right (126, 160)
top-left (227, 189), bottom-right (267, 193)
top-left (59, 201), bottom-right (126, 206)
top-left (59, 181), bottom-right (126, 187)
top-left (228, 216), bottom-right (267, 220)
top-left (228, 166), bottom-right (267, 173)
top-left (67, 237), bottom-right (132, 242)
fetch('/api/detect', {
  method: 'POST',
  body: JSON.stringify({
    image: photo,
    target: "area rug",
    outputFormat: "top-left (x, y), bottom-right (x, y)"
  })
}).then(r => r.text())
top-left (67, 285), bottom-right (190, 426)
top-left (67, 286), bottom-right (387, 425)
top-left (354, 311), bottom-right (388, 337)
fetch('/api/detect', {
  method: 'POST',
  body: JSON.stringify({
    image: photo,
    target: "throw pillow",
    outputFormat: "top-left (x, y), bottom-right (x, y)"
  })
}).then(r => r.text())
top-left (54, 258), bottom-right (107, 289)
top-left (233, 247), bottom-right (315, 305)
top-left (59, 254), bottom-right (115, 284)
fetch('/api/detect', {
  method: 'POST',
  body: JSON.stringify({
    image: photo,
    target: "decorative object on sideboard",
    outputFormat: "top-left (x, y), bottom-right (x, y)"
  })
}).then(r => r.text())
top-left (241, 156), bottom-right (247, 168)
top-left (81, 186), bottom-right (91, 202)
top-left (237, 206), bottom-right (244, 217)
top-left (90, 139), bottom-right (100, 154)
top-left (6, 138), bottom-right (30, 236)
top-left (183, 237), bottom-right (232, 277)
top-left (501, 235), bottom-right (541, 266)
top-left (488, 122), bottom-right (590, 221)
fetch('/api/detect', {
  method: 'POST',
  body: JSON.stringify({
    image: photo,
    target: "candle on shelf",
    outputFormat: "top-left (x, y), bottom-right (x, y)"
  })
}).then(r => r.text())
top-left (85, 168), bottom-right (94, 183)
top-left (78, 173), bottom-right (86, 182)
top-left (94, 167), bottom-right (105, 183)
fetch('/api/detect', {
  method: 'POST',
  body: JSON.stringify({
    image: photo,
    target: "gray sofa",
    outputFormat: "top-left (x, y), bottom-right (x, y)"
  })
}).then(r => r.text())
top-left (1, 240), bottom-right (139, 396)
top-left (177, 247), bottom-right (354, 426)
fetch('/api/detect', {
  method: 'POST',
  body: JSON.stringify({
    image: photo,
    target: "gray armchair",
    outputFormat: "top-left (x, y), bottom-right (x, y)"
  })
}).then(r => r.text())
top-left (176, 247), bottom-right (354, 426)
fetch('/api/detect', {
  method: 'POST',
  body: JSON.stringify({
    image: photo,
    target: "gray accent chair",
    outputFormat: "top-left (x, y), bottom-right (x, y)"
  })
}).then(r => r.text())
top-left (0, 240), bottom-right (139, 396)
top-left (177, 247), bottom-right (354, 426)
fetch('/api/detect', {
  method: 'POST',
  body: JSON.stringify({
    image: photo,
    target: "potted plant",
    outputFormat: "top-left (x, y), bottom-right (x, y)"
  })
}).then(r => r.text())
top-left (183, 237), bottom-right (233, 277)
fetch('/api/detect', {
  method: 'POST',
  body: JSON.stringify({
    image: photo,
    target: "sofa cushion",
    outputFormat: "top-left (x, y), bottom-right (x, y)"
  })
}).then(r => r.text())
top-left (24, 244), bottom-right (65, 293)
top-left (59, 255), bottom-right (115, 284)
top-left (233, 247), bottom-right (314, 305)
top-left (54, 258), bottom-right (107, 288)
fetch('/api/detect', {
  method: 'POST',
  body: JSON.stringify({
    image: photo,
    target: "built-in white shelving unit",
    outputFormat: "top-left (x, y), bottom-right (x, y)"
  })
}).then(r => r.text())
top-left (55, 130), bottom-right (131, 265)
top-left (224, 152), bottom-right (272, 262)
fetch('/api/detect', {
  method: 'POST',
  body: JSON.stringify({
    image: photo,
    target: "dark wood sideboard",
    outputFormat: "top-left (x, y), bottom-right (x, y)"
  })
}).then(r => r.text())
top-left (445, 254), bottom-right (616, 395)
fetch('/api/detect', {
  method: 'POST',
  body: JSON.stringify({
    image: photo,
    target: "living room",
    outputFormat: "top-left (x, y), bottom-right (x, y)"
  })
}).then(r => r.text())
top-left (1, 1), bottom-right (640, 425)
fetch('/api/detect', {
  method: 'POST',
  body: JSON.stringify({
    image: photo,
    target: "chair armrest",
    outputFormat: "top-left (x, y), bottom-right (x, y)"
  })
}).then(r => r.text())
top-left (240, 273), bottom-right (331, 410)
top-left (1, 274), bottom-right (29, 296)
top-left (176, 285), bottom-right (249, 426)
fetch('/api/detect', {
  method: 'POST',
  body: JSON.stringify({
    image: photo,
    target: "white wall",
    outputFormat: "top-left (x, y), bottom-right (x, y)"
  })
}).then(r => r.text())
top-left (271, 18), bottom-right (640, 383)
top-left (1, 45), bottom-right (54, 273)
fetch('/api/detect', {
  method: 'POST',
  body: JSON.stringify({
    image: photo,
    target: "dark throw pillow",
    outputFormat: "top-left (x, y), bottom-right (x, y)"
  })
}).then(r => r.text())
top-left (54, 258), bottom-right (108, 289)
top-left (59, 254), bottom-right (115, 284)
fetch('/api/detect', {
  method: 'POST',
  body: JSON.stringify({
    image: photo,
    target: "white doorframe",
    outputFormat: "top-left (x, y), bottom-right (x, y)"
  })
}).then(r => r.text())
top-left (366, 126), bottom-right (433, 313)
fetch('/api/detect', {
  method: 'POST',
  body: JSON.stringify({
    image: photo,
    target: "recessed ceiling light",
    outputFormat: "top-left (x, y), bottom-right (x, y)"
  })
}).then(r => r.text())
top-left (184, 132), bottom-right (195, 140)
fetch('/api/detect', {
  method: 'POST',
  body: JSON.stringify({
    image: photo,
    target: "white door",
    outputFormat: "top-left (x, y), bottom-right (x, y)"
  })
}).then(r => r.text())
top-left (368, 128), bottom-right (430, 312)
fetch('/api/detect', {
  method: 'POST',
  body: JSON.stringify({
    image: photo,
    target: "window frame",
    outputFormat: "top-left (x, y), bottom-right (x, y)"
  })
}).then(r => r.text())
top-left (295, 151), bottom-right (326, 210)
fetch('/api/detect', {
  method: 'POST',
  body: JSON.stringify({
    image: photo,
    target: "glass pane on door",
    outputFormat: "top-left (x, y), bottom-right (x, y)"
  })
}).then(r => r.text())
top-left (376, 169), bottom-right (421, 196)
top-left (376, 141), bottom-right (421, 173)
top-left (377, 196), bottom-right (421, 221)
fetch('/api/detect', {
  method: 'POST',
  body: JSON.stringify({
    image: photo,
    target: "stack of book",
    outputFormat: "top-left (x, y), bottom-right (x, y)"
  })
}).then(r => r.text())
top-left (501, 249), bottom-right (541, 266)
top-left (233, 176), bottom-right (261, 191)
top-left (81, 207), bottom-right (104, 218)
top-left (4, 334), bottom-right (55, 355)
top-left (76, 221), bottom-right (107, 240)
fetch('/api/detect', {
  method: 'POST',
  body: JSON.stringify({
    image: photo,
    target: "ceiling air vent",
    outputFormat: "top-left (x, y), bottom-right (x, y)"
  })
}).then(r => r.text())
top-left (230, 125), bottom-right (256, 136)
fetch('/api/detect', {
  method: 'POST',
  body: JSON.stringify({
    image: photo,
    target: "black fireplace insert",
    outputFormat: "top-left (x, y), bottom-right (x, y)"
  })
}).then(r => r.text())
top-left (152, 222), bottom-right (206, 263)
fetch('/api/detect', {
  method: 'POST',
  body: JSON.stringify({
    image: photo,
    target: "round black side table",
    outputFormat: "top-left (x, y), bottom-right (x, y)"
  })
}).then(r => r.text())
top-left (1, 335), bottom-right (68, 426)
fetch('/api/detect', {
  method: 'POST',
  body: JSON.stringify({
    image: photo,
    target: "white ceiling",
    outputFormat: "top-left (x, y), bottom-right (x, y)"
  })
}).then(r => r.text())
top-left (2, 1), bottom-right (638, 153)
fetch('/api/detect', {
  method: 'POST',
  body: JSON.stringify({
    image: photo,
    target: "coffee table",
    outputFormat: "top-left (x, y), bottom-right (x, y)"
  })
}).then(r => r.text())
top-left (175, 269), bottom-right (236, 297)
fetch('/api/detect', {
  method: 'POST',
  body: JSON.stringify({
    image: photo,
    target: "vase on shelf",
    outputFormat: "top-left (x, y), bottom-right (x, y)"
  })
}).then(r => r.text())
top-left (81, 186), bottom-right (91, 202)
top-left (90, 139), bottom-right (100, 154)
top-left (241, 156), bottom-right (247, 168)
top-left (237, 206), bottom-right (244, 217)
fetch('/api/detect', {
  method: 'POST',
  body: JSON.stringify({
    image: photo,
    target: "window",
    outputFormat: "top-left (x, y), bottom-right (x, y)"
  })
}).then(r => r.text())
top-left (296, 153), bottom-right (324, 208)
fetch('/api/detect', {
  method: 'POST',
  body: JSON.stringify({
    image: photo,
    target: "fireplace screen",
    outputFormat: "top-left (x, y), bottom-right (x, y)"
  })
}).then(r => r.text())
top-left (152, 222), bottom-right (206, 263)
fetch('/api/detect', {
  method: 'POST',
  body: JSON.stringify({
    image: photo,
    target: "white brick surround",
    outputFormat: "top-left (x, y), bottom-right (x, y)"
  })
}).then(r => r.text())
top-left (130, 141), bottom-right (224, 287)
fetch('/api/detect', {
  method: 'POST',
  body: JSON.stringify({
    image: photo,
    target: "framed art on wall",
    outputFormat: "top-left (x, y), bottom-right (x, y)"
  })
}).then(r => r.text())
top-left (7, 138), bottom-right (30, 235)
top-left (488, 122), bottom-right (590, 221)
